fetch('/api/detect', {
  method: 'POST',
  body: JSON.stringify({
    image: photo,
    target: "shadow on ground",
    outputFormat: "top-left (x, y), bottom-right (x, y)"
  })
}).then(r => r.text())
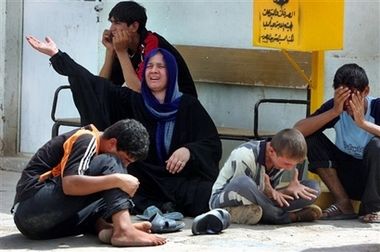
top-left (302, 244), bottom-right (380, 252)
top-left (0, 233), bottom-right (105, 250)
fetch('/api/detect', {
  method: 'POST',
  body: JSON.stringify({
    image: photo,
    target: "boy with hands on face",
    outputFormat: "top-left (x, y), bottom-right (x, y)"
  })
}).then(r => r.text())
top-left (295, 63), bottom-right (380, 223)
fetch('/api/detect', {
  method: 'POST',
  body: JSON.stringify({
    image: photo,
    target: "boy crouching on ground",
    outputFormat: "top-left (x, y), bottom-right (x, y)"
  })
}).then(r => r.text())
top-left (209, 128), bottom-right (322, 225)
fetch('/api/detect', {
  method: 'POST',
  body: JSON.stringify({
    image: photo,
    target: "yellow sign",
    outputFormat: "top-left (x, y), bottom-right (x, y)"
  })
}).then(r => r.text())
top-left (253, 0), bottom-right (344, 51)
top-left (257, 0), bottom-right (299, 47)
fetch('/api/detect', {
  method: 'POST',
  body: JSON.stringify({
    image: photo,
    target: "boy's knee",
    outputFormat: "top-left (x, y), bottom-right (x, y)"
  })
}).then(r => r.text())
top-left (89, 154), bottom-right (125, 175)
top-left (91, 153), bottom-right (120, 166)
top-left (229, 176), bottom-right (259, 193)
top-left (365, 137), bottom-right (380, 155)
top-left (305, 133), bottom-right (324, 149)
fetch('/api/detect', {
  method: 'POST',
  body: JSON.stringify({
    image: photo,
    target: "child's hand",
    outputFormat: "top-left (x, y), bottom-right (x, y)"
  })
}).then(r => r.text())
top-left (102, 29), bottom-right (114, 51)
top-left (112, 30), bottom-right (130, 54)
top-left (333, 86), bottom-right (351, 115)
top-left (264, 174), bottom-right (293, 207)
top-left (271, 190), bottom-right (294, 207)
top-left (282, 169), bottom-right (318, 201)
top-left (117, 174), bottom-right (140, 197)
top-left (349, 91), bottom-right (366, 127)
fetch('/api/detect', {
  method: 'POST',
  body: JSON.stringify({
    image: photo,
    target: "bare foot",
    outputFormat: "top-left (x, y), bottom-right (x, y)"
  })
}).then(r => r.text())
top-left (335, 200), bottom-right (355, 214)
top-left (134, 221), bottom-right (152, 233)
top-left (111, 227), bottom-right (166, 247)
top-left (98, 222), bottom-right (152, 244)
top-left (360, 212), bottom-right (380, 223)
top-left (98, 228), bottom-right (113, 244)
top-left (95, 218), bottom-right (113, 233)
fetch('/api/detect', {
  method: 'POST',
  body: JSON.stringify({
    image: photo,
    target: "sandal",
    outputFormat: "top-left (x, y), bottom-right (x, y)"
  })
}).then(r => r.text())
top-left (191, 208), bottom-right (231, 235)
top-left (359, 211), bottom-right (380, 223)
top-left (293, 205), bottom-right (322, 222)
top-left (136, 205), bottom-right (184, 221)
top-left (320, 204), bottom-right (357, 220)
top-left (149, 213), bottom-right (185, 234)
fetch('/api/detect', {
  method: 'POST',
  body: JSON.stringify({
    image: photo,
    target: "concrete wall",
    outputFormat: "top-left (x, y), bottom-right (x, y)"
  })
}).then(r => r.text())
top-left (325, 1), bottom-right (380, 100)
top-left (99, 1), bottom-right (380, 130)
top-left (0, 0), bottom-right (379, 160)
top-left (0, 1), bottom-right (5, 155)
top-left (0, 0), bottom-right (23, 157)
top-left (99, 0), bottom-right (380, 161)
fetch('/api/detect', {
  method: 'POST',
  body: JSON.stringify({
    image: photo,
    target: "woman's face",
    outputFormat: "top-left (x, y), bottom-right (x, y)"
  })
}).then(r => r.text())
top-left (145, 52), bottom-right (168, 93)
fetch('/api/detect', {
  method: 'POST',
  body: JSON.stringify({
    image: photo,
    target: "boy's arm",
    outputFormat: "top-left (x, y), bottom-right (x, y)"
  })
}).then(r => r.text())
top-left (61, 134), bottom-right (140, 196)
top-left (294, 109), bottom-right (340, 136)
top-left (295, 86), bottom-right (350, 136)
top-left (99, 49), bottom-right (115, 79)
top-left (358, 121), bottom-right (380, 137)
top-left (62, 173), bottom-right (139, 197)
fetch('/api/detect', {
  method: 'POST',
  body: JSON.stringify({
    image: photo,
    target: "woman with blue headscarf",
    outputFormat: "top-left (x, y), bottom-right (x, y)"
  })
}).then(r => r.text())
top-left (27, 36), bottom-right (222, 217)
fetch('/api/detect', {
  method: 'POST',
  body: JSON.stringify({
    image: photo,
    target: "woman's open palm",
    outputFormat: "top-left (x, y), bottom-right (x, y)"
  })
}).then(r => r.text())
top-left (26, 36), bottom-right (58, 57)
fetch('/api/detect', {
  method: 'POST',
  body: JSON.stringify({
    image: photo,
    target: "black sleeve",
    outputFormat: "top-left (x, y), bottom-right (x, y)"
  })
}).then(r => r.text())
top-left (370, 98), bottom-right (380, 125)
top-left (63, 133), bottom-right (97, 177)
top-left (49, 51), bottom-right (134, 130)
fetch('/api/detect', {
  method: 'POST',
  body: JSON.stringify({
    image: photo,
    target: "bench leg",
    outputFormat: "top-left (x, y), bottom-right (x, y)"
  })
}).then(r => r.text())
top-left (51, 123), bottom-right (60, 138)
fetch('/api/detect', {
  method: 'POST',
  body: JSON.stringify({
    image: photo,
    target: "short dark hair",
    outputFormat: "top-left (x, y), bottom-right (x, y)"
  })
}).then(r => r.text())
top-left (271, 128), bottom-right (307, 161)
top-left (103, 119), bottom-right (149, 161)
top-left (108, 1), bottom-right (147, 33)
top-left (333, 63), bottom-right (369, 92)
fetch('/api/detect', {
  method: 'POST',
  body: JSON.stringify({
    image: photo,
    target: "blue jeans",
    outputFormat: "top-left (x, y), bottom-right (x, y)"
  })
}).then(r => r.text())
top-left (13, 154), bottom-right (134, 239)
top-left (210, 175), bottom-right (320, 224)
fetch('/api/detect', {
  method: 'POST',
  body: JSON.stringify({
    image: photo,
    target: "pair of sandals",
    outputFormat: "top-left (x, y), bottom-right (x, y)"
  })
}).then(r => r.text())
top-left (137, 206), bottom-right (232, 235)
top-left (322, 204), bottom-right (380, 223)
top-left (137, 205), bottom-right (185, 234)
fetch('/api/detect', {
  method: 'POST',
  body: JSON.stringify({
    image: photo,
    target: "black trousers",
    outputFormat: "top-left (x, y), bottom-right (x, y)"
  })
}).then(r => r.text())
top-left (13, 154), bottom-right (134, 239)
top-left (306, 132), bottom-right (380, 215)
top-left (128, 161), bottom-right (212, 217)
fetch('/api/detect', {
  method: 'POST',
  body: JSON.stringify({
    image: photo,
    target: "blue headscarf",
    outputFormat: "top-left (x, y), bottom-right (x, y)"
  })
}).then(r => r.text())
top-left (141, 48), bottom-right (183, 164)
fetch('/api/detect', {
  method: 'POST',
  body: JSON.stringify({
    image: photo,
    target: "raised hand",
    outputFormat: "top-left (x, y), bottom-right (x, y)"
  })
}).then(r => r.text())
top-left (26, 36), bottom-right (59, 57)
top-left (332, 86), bottom-right (351, 115)
top-left (349, 90), bottom-right (366, 127)
top-left (102, 29), bottom-right (114, 51)
top-left (112, 30), bottom-right (130, 54)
